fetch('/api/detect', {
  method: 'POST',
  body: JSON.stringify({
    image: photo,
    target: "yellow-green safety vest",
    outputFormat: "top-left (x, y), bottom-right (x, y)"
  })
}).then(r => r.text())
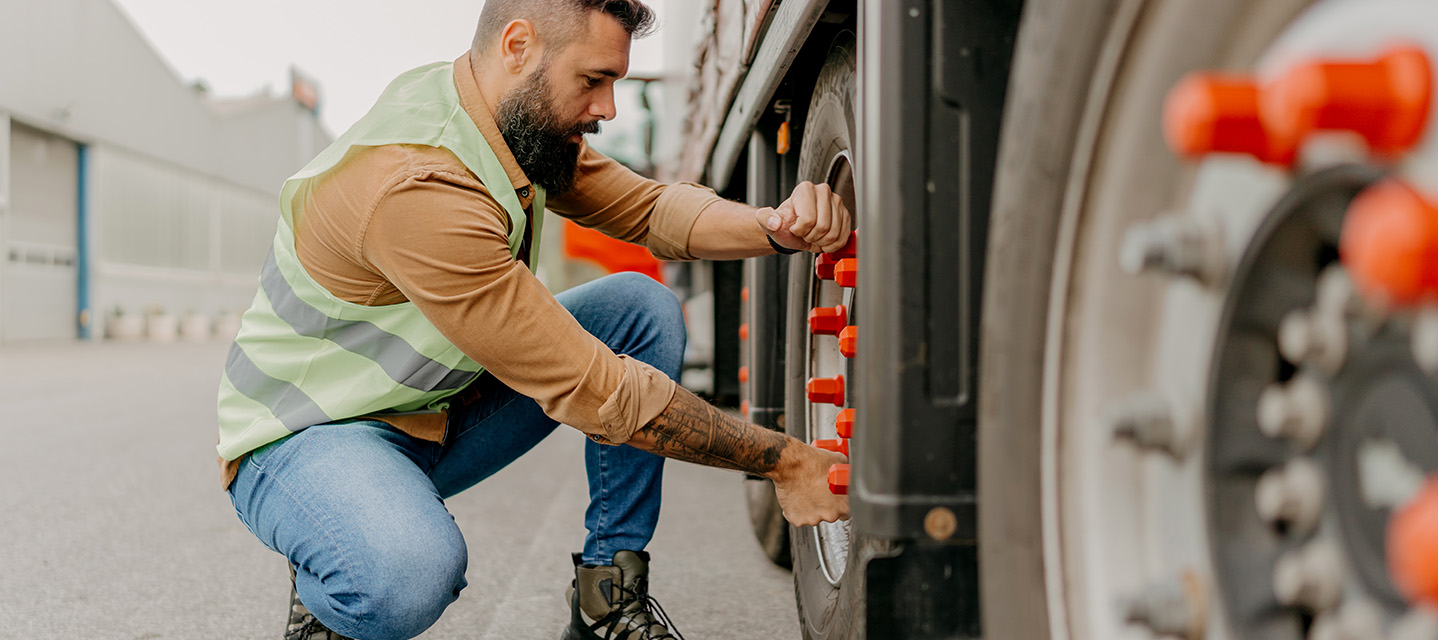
top-left (216, 61), bottom-right (543, 461)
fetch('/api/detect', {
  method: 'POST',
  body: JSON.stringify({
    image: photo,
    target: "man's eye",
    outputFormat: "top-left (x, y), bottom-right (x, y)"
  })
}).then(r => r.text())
top-left (586, 76), bottom-right (602, 87)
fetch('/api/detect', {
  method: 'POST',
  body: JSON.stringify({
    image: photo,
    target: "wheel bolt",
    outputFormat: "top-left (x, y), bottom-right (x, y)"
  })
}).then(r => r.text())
top-left (1273, 541), bottom-right (1345, 612)
top-left (1256, 374), bottom-right (1329, 449)
top-left (806, 375), bottom-right (845, 406)
top-left (1108, 392), bottom-right (1188, 459)
top-left (816, 254), bottom-right (839, 281)
top-left (1119, 215), bottom-right (1225, 284)
top-left (814, 438), bottom-right (849, 456)
top-left (1119, 572), bottom-right (1206, 639)
top-left (1390, 607), bottom-right (1438, 640)
top-left (839, 326), bottom-right (858, 358)
top-left (1278, 309), bottom-right (1347, 373)
top-left (809, 305), bottom-right (848, 336)
top-left (1255, 458), bottom-right (1325, 535)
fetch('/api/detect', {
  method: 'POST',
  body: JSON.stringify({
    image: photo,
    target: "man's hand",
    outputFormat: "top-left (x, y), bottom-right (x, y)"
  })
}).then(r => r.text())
top-left (755, 181), bottom-right (853, 254)
top-left (624, 386), bottom-right (850, 526)
top-left (771, 444), bottom-right (850, 526)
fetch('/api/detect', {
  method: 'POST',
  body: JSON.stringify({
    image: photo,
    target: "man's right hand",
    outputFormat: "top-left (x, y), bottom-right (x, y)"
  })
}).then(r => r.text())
top-left (771, 444), bottom-right (850, 526)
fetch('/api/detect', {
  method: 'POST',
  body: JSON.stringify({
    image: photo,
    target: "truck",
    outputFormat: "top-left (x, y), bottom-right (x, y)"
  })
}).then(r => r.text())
top-left (669, 0), bottom-right (1438, 638)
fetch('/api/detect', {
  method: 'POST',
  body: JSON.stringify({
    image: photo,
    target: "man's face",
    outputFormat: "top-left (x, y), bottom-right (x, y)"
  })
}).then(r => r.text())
top-left (495, 12), bottom-right (631, 195)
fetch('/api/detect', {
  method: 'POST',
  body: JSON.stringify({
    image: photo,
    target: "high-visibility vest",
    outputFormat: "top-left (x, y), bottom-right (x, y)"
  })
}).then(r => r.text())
top-left (216, 61), bottom-right (543, 462)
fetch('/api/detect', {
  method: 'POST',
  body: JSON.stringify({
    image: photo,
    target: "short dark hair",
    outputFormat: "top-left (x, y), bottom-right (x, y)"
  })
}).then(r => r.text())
top-left (472, 0), bottom-right (657, 56)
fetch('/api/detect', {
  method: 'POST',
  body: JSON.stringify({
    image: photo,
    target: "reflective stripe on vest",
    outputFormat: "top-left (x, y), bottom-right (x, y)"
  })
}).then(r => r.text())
top-left (216, 60), bottom-right (543, 462)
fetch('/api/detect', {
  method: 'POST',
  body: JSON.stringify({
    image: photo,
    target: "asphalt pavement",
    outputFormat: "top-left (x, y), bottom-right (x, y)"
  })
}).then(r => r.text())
top-left (0, 339), bottom-right (801, 639)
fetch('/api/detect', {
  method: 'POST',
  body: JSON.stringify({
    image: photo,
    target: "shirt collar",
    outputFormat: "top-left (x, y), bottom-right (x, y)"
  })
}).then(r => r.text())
top-left (453, 52), bottom-right (533, 194)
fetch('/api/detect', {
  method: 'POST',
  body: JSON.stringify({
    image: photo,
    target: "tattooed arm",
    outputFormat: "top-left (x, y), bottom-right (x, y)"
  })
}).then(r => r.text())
top-left (624, 386), bottom-right (850, 525)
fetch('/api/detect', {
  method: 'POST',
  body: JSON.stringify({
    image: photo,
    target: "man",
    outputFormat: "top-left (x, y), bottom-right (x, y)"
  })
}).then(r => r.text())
top-left (218, 1), bottom-right (851, 639)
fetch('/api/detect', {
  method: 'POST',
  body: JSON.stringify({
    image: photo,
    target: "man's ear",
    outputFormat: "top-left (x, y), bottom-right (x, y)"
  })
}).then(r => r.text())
top-left (498, 19), bottom-right (540, 75)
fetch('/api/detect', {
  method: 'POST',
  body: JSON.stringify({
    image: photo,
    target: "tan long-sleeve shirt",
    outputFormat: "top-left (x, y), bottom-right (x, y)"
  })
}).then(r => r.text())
top-left (221, 53), bottom-right (723, 487)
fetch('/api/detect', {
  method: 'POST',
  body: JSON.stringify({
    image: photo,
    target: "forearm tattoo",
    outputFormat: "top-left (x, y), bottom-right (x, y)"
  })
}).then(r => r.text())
top-left (637, 386), bottom-right (790, 475)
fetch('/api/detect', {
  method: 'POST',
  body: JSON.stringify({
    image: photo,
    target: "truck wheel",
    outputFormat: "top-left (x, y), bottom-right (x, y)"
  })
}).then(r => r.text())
top-left (783, 32), bottom-right (872, 640)
top-left (981, 0), bottom-right (1438, 638)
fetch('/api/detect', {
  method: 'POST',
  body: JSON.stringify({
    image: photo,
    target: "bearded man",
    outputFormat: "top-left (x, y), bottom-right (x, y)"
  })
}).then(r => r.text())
top-left (217, 1), bottom-right (852, 639)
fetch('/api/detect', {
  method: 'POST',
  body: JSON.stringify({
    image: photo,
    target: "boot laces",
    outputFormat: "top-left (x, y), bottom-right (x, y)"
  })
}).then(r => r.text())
top-left (600, 576), bottom-right (684, 640)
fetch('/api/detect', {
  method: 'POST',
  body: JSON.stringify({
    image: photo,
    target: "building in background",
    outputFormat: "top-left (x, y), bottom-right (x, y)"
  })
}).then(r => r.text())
top-left (0, 0), bottom-right (330, 344)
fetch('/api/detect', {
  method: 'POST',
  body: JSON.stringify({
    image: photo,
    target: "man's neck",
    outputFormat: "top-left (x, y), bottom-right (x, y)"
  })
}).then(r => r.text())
top-left (469, 50), bottom-right (509, 116)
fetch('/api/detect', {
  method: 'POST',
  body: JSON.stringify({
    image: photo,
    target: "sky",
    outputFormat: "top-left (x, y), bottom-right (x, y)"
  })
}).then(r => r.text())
top-left (109, 0), bottom-right (686, 139)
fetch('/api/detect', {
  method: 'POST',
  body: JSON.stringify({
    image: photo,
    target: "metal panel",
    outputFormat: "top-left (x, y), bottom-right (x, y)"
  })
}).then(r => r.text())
top-left (3, 123), bottom-right (79, 342)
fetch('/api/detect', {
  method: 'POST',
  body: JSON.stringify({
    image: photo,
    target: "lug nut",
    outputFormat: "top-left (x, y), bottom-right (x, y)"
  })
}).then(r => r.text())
top-left (1278, 308), bottom-right (1347, 373)
top-left (807, 375), bottom-right (845, 406)
top-left (809, 305), bottom-right (848, 336)
top-left (828, 463), bottom-right (850, 495)
top-left (1263, 46), bottom-right (1432, 158)
top-left (1108, 392), bottom-right (1189, 459)
top-left (1273, 541), bottom-right (1345, 612)
top-left (839, 326), bottom-right (858, 358)
top-left (836, 408), bottom-right (855, 438)
top-left (1308, 600), bottom-right (1383, 640)
top-left (1256, 374), bottom-right (1329, 449)
top-left (1119, 215), bottom-right (1225, 284)
top-left (1119, 572), bottom-right (1206, 639)
top-left (1165, 73), bottom-right (1293, 164)
top-left (738, 366), bottom-right (749, 384)
top-left (1390, 477), bottom-right (1438, 606)
top-left (835, 259), bottom-right (858, 288)
top-left (1256, 458), bottom-right (1325, 535)
top-left (739, 323), bottom-right (750, 341)
top-left (1340, 180), bottom-right (1438, 308)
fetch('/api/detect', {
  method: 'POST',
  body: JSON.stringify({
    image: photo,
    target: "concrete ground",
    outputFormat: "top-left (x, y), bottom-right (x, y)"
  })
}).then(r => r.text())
top-left (0, 339), bottom-right (800, 639)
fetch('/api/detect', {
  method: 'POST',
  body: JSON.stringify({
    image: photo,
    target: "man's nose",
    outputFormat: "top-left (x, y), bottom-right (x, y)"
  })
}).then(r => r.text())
top-left (589, 85), bottom-right (617, 121)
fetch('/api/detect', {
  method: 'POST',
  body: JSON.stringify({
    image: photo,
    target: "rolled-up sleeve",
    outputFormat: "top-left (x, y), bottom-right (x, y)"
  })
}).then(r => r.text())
top-left (547, 144), bottom-right (724, 261)
top-left (361, 169), bottom-right (676, 443)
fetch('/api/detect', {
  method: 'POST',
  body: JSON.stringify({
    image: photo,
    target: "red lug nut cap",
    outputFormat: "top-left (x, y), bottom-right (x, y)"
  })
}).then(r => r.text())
top-left (1165, 73), bottom-right (1292, 164)
top-left (816, 254), bottom-right (838, 281)
top-left (839, 325), bottom-right (858, 358)
top-left (1340, 180), bottom-right (1438, 307)
top-left (836, 408), bottom-right (855, 439)
top-left (806, 375), bottom-right (846, 406)
top-left (829, 231), bottom-right (858, 259)
top-left (828, 463), bottom-right (850, 495)
top-left (835, 259), bottom-right (859, 288)
top-left (809, 305), bottom-right (848, 336)
top-left (1264, 45), bottom-right (1433, 157)
top-left (1390, 477), bottom-right (1438, 605)
top-left (739, 323), bottom-right (750, 341)
top-left (813, 438), bottom-right (850, 456)
top-left (738, 366), bottom-right (750, 384)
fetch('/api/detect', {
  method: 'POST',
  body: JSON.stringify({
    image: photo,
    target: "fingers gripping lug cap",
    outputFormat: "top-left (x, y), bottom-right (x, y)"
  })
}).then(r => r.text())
top-left (1340, 180), bottom-right (1438, 307)
top-left (806, 375), bottom-right (845, 406)
top-left (809, 305), bottom-right (848, 336)
top-left (828, 464), bottom-right (850, 495)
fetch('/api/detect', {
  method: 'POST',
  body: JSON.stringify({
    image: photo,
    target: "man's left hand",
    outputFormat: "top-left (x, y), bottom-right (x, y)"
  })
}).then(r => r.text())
top-left (754, 181), bottom-right (853, 254)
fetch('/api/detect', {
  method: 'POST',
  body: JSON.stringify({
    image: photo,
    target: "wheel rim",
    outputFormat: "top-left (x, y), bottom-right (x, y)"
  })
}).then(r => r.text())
top-left (806, 151), bottom-right (857, 587)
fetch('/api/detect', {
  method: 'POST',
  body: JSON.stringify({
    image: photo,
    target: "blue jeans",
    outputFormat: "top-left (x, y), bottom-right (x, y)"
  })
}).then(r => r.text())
top-left (227, 273), bottom-right (684, 640)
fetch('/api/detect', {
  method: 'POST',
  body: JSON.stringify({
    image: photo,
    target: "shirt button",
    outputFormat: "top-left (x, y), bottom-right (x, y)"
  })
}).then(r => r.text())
top-left (519, 188), bottom-right (529, 197)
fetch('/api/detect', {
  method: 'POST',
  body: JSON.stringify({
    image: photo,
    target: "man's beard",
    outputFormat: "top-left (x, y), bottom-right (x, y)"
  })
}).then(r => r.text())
top-left (495, 63), bottom-right (600, 196)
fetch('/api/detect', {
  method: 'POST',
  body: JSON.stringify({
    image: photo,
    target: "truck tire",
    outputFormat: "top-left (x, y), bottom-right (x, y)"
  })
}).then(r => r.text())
top-left (745, 478), bottom-right (791, 567)
top-left (979, 1), bottom-right (1348, 639)
top-left (782, 32), bottom-right (873, 640)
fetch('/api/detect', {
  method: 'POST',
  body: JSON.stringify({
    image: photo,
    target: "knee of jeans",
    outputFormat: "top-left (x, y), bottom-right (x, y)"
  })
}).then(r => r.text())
top-left (322, 531), bottom-right (468, 640)
top-left (616, 272), bottom-right (686, 370)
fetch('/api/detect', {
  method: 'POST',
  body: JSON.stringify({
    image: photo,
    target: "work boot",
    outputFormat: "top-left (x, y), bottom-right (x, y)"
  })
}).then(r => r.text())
top-left (286, 565), bottom-right (352, 640)
top-left (563, 550), bottom-right (684, 640)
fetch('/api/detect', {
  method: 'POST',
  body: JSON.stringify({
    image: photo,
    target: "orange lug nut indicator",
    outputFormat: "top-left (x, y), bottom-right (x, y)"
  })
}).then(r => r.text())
top-left (835, 259), bottom-right (859, 288)
top-left (1340, 180), bottom-right (1438, 306)
top-left (739, 323), bottom-right (750, 341)
top-left (1164, 45), bottom-right (1433, 164)
top-left (738, 366), bottom-right (750, 384)
top-left (1390, 477), bottom-right (1438, 605)
top-left (813, 438), bottom-right (850, 456)
top-left (836, 408), bottom-right (855, 439)
top-left (839, 325), bottom-right (858, 358)
top-left (806, 375), bottom-right (846, 406)
top-left (809, 305), bottom-right (848, 336)
top-left (828, 464), bottom-right (850, 495)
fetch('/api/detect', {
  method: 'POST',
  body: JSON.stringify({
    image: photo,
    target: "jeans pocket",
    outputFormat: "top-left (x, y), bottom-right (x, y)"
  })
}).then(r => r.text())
top-left (245, 434), bottom-right (294, 472)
